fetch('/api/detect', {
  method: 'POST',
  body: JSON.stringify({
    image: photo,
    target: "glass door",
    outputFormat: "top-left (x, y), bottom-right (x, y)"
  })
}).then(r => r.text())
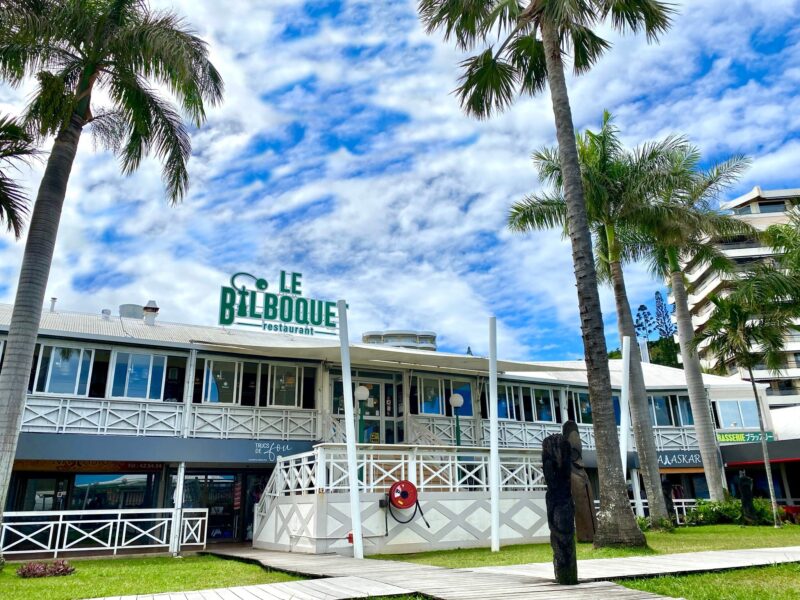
top-left (332, 378), bottom-right (402, 444)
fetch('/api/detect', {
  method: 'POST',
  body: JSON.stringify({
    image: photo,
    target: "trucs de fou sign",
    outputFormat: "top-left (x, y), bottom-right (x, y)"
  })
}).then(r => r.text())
top-left (219, 271), bottom-right (338, 336)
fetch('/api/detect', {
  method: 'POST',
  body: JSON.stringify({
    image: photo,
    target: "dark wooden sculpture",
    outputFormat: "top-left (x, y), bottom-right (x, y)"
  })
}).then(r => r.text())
top-left (542, 433), bottom-right (578, 585)
top-left (661, 478), bottom-right (675, 523)
top-left (739, 471), bottom-right (756, 525)
top-left (563, 420), bottom-right (597, 543)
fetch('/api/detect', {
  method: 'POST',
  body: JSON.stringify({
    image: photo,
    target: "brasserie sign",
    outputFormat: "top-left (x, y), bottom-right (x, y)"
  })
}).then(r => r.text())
top-left (219, 271), bottom-right (338, 336)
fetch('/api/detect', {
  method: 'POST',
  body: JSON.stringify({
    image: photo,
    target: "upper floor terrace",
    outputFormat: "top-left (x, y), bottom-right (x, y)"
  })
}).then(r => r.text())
top-left (0, 304), bottom-right (768, 457)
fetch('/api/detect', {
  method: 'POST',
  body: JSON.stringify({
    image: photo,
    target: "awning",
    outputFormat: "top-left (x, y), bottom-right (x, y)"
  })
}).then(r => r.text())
top-left (190, 339), bottom-right (575, 376)
top-left (721, 439), bottom-right (800, 467)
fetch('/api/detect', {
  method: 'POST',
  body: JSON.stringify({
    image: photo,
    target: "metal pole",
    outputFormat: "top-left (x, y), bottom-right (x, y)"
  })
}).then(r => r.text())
top-left (337, 300), bottom-right (364, 559)
top-left (488, 317), bottom-right (500, 552)
top-left (170, 461), bottom-right (186, 556)
top-left (455, 410), bottom-right (461, 447)
top-left (620, 336), bottom-right (632, 481)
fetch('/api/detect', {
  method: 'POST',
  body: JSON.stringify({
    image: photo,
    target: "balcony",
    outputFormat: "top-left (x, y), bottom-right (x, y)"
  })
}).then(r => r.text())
top-left (21, 396), bottom-right (319, 441)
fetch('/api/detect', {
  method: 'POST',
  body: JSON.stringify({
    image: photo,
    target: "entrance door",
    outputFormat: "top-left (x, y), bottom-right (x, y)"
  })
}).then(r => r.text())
top-left (332, 378), bottom-right (401, 444)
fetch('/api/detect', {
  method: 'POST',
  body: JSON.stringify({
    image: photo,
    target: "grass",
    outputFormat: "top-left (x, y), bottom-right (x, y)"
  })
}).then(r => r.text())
top-left (619, 563), bottom-right (800, 600)
top-left (371, 524), bottom-right (800, 568)
top-left (0, 554), bottom-right (301, 600)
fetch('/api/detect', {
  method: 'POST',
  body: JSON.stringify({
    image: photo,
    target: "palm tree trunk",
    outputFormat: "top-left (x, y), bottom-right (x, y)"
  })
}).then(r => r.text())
top-left (745, 366), bottom-right (781, 527)
top-left (669, 262), bottom-right (727, 501)
top-left (0, 116), bottom-right (84, 519)
top-left (540, 21), bottom-right (644, 547)
top-left (609, 260), bottom-right (669, 521)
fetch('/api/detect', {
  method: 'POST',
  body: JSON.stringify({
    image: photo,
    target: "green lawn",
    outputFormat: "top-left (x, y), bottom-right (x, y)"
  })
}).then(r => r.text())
top-left (620, 563), bottom-right (800, 600)
top-left (371, 524), bottom-right (800, 568)
top-left (0, 554), bottom-right (300, 600)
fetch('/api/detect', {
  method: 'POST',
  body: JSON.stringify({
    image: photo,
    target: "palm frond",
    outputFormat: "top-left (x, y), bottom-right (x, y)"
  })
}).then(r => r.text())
top-left (455, 49), bottom-right (517, 119)
top-left (417, 0), bottom-right (492, 51)
top-left (599, 0), bottom-right (676, 42)
top-left (0, 113), bottom-right (38, 238)
top-left (566, 23), bottom-right (611, 74)
top-left (507, 32), bottom-right (547, 96)
top-left (507, 192), bottom-right (568, 232)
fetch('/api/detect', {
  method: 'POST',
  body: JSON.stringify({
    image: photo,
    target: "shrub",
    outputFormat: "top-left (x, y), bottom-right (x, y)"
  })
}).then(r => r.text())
top-left (16, 559), bottom-right (75, 578)
top-left (636, 515), bottom-right (676, 532)
top-left (685, 498), bottom-right (784, 526)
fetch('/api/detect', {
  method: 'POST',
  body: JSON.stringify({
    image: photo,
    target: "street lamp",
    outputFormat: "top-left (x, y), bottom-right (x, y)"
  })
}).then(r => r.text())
top-left (355, 385), bottom-right (370, 444)
top-left (449, 393), bottom-right (464, 447)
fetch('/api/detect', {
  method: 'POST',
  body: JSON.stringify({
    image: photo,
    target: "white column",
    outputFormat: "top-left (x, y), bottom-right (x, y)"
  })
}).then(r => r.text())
top-left (620, 336), bottom-right (632, 480)
top-left (630, 468), bottom-right (645, 517)
top-left (170, 461), bottom-right (186, 556)
top-left (182, 349), bottom-right (197, 438)
top-left (488, 317), bottom-right (500, 552)
top-left (337, 300), bottom-right (364, 559)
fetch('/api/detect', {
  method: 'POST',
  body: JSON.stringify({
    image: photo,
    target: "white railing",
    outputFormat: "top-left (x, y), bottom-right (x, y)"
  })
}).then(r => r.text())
top-left (653, 426), bottom-right (698, 451)
top-left (262, 443), bottom-right (546, 498)
top-left (0, 508), bottom-right (207, 557)
top-left (410, 415), bottom-right (478, 446)
top-left (593, 498), bottom-right (697, 524)
top-left (21, 397), bottom-right (184, 437)
top-left (480, 420), bottom-right (594, 449)
top-left (21, 396), bottom-right (317, 441)
top-left (189, 405), bottom-right (318, 440)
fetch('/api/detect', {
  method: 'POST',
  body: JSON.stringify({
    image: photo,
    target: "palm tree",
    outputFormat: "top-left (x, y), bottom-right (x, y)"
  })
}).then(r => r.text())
top-left (695, 269), bottom-right (800, 527)
top-left (0, 0), bottom-right (223, 516)
top-left (0, 114), bottom-right (38, 237)
top-left (509, 112), bottom-right (692, 523)
top-left (418, 0), bottom-right (675, 546)
top-left (644, 149), bottom-right (753, 501)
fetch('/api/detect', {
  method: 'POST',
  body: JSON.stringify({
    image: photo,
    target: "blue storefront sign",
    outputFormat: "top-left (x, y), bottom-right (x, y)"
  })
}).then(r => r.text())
top-left (658, 450), bottom-right (703, 468)
top-left (17, 433), bottom-right (313, 464)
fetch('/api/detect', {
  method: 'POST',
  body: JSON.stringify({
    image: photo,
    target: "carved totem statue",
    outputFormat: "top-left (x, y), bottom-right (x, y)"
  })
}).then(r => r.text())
top-left (542, 433), bottom-right (578, 585)
top-left (563, 420), bottom-right (597, 543)
top-left (661, 478), bottom-right (675, 522)
top-left (739, 470), bottom-right (756, 525)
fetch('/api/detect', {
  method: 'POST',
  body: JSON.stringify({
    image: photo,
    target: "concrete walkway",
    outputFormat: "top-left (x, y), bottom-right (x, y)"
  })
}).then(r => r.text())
top-left (90, 545), bottom-right (800, 600)
top-left (470, 545), bottom-right (800, 582)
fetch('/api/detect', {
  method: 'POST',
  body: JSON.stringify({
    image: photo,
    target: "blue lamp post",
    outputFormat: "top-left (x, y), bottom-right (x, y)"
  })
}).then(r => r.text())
top-left (450, 393), bottom-right (464, 447)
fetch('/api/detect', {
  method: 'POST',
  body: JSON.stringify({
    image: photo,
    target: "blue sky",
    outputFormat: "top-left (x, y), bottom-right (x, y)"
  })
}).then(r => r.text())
top-left (1, 0), bottom-right (799, 360)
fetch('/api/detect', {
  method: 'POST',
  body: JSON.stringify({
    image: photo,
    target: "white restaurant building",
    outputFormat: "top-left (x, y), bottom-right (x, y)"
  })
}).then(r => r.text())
top-left (0, 288), bottom-right (796, 556)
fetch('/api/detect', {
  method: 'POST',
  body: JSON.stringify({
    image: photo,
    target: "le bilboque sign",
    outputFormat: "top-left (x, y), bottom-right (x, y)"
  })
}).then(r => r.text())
top-left (219, 271), bottom-right (338, 336)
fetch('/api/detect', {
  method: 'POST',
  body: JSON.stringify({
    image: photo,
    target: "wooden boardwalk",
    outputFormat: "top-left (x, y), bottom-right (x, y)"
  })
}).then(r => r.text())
top-left (471, 545), bottom-right (800, 582)
top-left (203, 546), bottom-right (678, 599)
top-left (90, 545), bottom-right (800, 600)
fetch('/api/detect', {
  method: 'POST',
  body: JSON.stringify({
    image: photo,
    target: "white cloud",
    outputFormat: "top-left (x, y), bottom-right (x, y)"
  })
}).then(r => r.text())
top-left (1, 0), bottom-right (799, 361)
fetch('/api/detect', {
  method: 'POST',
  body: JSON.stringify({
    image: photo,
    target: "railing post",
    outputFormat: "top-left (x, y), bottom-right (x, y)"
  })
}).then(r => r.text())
top-left (317, 447), bottom-right (326, 492)
top-left (630, 468), bottom-right (645, 518)
top-left (409, 447), bottom-right (417, 487)
top-left (113, 511), bottom-right (122, 555)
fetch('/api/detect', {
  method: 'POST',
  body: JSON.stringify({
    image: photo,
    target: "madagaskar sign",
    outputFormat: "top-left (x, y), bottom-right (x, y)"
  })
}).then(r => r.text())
top-left (219, 271), bottom-right (337, 336)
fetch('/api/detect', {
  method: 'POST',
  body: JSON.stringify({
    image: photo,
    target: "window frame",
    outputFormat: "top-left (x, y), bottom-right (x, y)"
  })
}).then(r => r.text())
top-left (31, 342), bottom-right (95, 397)
top-left (198, 357), bottom-right (310, 408)
top-left (715, 399), bottom-right (760, 429)
top-left (108, 350), bottom-right (171, 401)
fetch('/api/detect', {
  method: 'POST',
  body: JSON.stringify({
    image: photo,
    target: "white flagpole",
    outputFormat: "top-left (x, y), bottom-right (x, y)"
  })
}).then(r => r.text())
top-left (337, 300), bottom-right (363, 559)
top-left (620, 335), bottom-right (632, 481)
top-left (489, 316), bottom-right (500, 552)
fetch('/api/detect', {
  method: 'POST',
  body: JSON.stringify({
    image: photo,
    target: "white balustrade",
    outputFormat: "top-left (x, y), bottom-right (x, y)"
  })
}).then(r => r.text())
top-left (21, 396), bottom-right (317, 441)
top-left (188, 404), bottom-right (318, 440)
top-left (21, 397), bottom-right (184, 437)
top-left (0, 508), bottom-right (207, 557)
top-left (262, 443), bottom-right (545, 498)
top-left (653, 426), bottom-right (699, 450)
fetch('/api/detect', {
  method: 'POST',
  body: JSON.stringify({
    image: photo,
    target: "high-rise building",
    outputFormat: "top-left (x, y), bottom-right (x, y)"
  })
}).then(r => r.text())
top-left (683, 186), bottom-right (800, 409)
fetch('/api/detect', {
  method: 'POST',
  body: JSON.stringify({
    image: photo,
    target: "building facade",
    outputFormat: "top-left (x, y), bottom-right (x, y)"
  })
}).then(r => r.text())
top-left (684, 186), bottom-right (800, 410)
top-left (0, 301), bottom-right (795, 554)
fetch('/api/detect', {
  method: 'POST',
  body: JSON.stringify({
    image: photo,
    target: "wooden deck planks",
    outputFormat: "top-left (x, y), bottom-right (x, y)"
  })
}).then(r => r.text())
top-left (91, 544), bottom-right (800, 600)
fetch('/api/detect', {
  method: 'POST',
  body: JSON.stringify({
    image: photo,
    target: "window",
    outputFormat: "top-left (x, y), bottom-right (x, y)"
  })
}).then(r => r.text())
top-left (758, 201), bottom-right (786, 213)
top-left (420, 378), bottom-right (443, 415)
top-left (650, 396), bottom-right (672, 426)
top-left (197, 359), bottom-right (313, 407)
top-left (732, 205), bottom-right (752, 215)
top-left (678, 396), bottom-right (694, 425)
top-left (716, 400), bottom-right (760, 429)
top-left (32, 345), bottom-right (94, 396)
top-left (448, 380), bottom-right (474, 417)
top-left (111, 352), bottom-right (173, 400)
top-left (535, 389), bottom-right (555, 422)
top-left (568, 390), bottom-right (592, 424)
